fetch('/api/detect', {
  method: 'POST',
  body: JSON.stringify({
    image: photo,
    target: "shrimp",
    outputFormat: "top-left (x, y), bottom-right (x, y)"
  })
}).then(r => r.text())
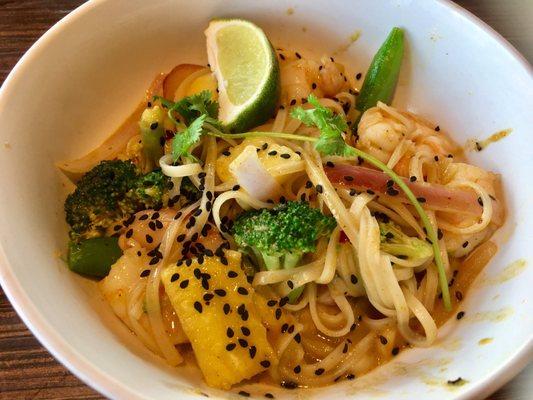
top-left (99, 245), bottom-right (189, 345)
top-left (278, 50), bottom-right (352, 104)
top-left (438, 162), bottom-right (504, 255)
top-left (357, 103), bottom-right (458, 166)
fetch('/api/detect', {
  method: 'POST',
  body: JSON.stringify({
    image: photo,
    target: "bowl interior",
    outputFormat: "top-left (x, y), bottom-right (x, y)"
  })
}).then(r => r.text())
top-left (0, 0), bottom-right (532, 399)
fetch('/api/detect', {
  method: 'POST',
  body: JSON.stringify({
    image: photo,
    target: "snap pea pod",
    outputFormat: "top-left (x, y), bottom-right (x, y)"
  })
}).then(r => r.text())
top-left (68, 237), bottom-right (122, 278)
top-left (356, 27), bottom-right (404, 116)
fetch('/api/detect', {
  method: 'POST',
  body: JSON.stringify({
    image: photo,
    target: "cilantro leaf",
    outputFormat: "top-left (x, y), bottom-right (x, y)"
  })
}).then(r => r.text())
top-left (291, 94), bottom-right (355, 157)
top-left (173, 90), bottom-right (219, 123)
top-left (172, 114), bottom-right (206, 161)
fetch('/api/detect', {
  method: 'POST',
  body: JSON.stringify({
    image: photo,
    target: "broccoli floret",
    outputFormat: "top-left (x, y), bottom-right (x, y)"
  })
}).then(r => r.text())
top-left (180, 176), bottom-right (202, 203)
top-left (379, 221), bottom-right (433, 259)
top-left (125, 169), bottom-right (169, 210)
top-left (232, 201), bottom-right (336, 271)
top-left (65, 160), bottom-right (169, 239)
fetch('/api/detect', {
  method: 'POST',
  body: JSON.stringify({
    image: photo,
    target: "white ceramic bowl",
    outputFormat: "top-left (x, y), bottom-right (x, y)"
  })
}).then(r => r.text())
top-left (0, 0), bottom-right (532, 399)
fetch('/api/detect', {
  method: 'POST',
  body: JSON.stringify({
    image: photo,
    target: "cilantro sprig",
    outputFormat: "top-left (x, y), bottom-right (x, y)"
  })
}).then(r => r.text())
top-left (291, 95), bottom-right (356, 157)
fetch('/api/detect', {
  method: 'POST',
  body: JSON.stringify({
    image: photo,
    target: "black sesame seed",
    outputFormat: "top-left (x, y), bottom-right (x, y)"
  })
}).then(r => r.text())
top-left (391, 347), bottom-right (400, 356)
top-left (232, 184), bottom-right (241, 191)
top-left (290, 99), bottom-right (296, 106)
top-left (457, 311), bottom-right (465, 320)
top-left (228, 270), bottom-right (238, 278)
top-left (215, 289), bottom-right (227, 297)
top-left (150, 122), bottom-right (159, 130)
top-left (434, 155), bottom-right (439, 162)
top-left (347, 373), bottom-right (355, 380)
top-left (287, 325), bottom-right (294, 334)
top-left (125, 229), bottom-right (133, 238)
top-left (180, 279), bottom-right (189, 289)
top-left (237, 287), bottom-right (249, 295)
top-left (222, 150), bottom-right (231, 156)
top-left (185, 258), bottom-right (193, 266)
top-left (238, 391), bottom-right (250, 397)
top-left (293, 365), bottom-right (301, 373)
top-left (350, 274), bottom-right (358, 284)
top-left (366, 189), bottom-right (375, 195)
top-left (281, 323), bottom-right (289, 333)
top-left (265, 394), bottom-right (275, 399)
top-left (260, 360), bottom-right (271, 368)
top-left (149, 257), bottom-right (159, 265)
top-left (437, 229), bottom-right (443, 240)
top-left (305, 180), bottom-right (313, 189)
top-left (379, 335), bottom-right (388, 345)
top-left (275, 308), bottom-right (282, 320)
top-left (315, 368), bottom-right (325, 376)
top-left (139, 214), bottom-right (149, 221)
top-left (226, 327), bottom-right (234, 338)
top-left (281, 381), bottom-right (297, 389)
top-left (435, 126), bottom-right (441, 132)
top-left (386, 187), bottom-right (399, 196)
top-left (239, 338), bottom-right (249, 348)
top-left (287, 280), bottom-right (294, 289)
top-left (343, 343), bottom-right (349, 353)
top-left (268, 150), bottom-right (278, 156)
top-left (249, 346), bottom-right (257, 359)
top-left (316, 184), bottom-right (323, 193)
top-left (455, 291), bottom-right (463, 301)
top-left (204, 293), bottom-right (214, 302)
top-left (220, 256), bottom-right (228, 266)
top-left (241, 310), bottom-right (249, 321)
top-left (193, 268), bottom-right (202, 279)
top-left (478, 197), bottom-right (484, 206)
top-left (267, 299), bottom-right (277, 307)
top-left (280, 153), bottom-right (291, 159)
top-left (145, 234), bottom-right (153, 243)
top-left (294, 333), bottom-right (301, 343)
top-left (223, 303), bottom-right (231, 314)
top-left (417, 197), bottom-right (426, 203)
top-left (226, 343), bottom-right (236, 351)
top-left (241, 326), bottom-right (250, 336)
top-left (194, 301), bottom-right (203, 313)
top-left (140, 269), bottom-right (151, 278)
top-left (462, 241), bottom-right (469, 248)
top-left (409, 176), bottom-right (417, 182)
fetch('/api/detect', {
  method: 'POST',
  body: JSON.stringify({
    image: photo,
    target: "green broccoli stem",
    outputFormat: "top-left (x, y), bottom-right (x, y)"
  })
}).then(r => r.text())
top-left (283, 253), bottom-right (305, 303)
top-left (262, 254), bottom-right (281, 271)
top-left (283, 253), bottom-right (302, 269)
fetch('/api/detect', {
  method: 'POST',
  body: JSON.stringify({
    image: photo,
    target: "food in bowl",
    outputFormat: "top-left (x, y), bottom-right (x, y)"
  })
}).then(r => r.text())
top-left (57, 19), bottom-right (506, 391)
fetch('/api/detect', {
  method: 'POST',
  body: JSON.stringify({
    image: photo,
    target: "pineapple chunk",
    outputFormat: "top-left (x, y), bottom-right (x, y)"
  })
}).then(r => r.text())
top-left (216, 138), bottom-right (301, 183)
top-left (162, 251), bottom-right (275, 389)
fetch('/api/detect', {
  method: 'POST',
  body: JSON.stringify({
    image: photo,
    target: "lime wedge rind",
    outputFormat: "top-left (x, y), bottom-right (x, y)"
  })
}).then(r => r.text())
top-left (205, 19), bottom-right (280, 133)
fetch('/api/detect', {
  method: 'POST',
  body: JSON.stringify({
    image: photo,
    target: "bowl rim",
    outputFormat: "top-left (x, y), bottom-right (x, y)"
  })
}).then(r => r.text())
top-left (0, 0), bottom-right (531, 399)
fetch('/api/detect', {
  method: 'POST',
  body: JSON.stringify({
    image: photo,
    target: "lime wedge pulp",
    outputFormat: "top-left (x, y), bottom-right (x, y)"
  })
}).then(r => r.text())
top-left (205, 19), bottom-right (280, 133)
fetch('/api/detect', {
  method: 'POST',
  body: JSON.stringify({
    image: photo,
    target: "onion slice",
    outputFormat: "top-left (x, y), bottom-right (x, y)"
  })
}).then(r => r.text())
top-left (325, 164), bottom-right (484, 217)
top-left (229, 145), bottom-right (282, 201)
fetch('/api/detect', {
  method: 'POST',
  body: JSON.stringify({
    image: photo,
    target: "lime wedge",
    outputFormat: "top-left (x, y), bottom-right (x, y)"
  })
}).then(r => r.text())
top-left (205, 19), bottom-right (280, 132)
